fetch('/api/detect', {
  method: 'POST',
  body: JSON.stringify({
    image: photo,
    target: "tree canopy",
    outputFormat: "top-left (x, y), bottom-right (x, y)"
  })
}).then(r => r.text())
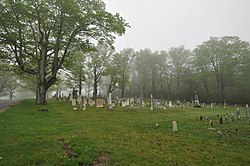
top-left (0, 0), bottom-right (128, 104)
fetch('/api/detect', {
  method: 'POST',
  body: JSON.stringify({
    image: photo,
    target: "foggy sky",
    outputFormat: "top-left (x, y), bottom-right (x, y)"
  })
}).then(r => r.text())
top-left (103, 0), bottom-right (250, 52)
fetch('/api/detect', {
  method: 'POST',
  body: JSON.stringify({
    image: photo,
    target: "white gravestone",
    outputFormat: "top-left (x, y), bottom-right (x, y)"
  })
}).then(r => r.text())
top-left (169, 101), bottom-right (172, 108)
top-left (96, 99), bottom-right (104, 108)
top-left (121, 99), bottom-right (126, 107)
top-left (141, 100), bottom-right (145, 108)
top-left (69, 94), bottom-right (73, 101)
top-left (173, 121), bottom-right (177, 133)
top-left (246, 104), bottom-right (249, 118)
top-left (82, 103), bottom-right (86, 110)
top-left (108, 93), bottom-right (112, 110)
top-left (72, 99), bottom-right (77, 107)
top-left (150, 95), bottom-right (153, 110)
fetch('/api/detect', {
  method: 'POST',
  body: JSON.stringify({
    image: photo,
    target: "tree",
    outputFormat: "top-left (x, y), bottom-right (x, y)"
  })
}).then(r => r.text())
top-left (195, 36), bottom-right (250, 103)
top-left (87, 44), bottom-right (113, 99)
top-left (168, 46), bottom-right (191, 99)
top-left (0, 0), bottom-right (128, 104)
top-left (118, 48), bottom-right (134, 98)
top-left (0, 71), bottom-right (18, 99)
top-left (158, 51), bottom-right (174, 100)
top-left (134, 49), bottom-right (151, 98)
top-left (64, 50), bottom-right (86, 96)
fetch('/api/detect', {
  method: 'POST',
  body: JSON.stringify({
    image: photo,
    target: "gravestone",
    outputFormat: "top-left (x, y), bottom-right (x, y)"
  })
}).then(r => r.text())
top-left (200, 116), bottom-right (203, 121)
top-left (150, 94), bottom-right (153, 110)
top-left (169, 101), bottom-right (172, 108)
top-left (193, 91), bottom-right (201, 108)
top-left (72, 99), bottom-right (77, 107)
top-left (130, 97), bottom-right (134, 106)
top-left (136, 98), bottom-right (141, 107)
top-left (69, 93), bottom-right (73, 102)
top-left (231, 114), bottom-right (234, 123)
top-left (89, 99), bottom-right (95, 106)
top-left (77, 95), bottom-right (82, 105)
top-left (121, 98), bottom-right (126, 107)
top-left (79, 100), bottom-right (86, 110)
top-left (141, 99), bottom-right (145, 107)
top-left (125, 98), bottom-right (130, 106)
top-left (219, 117), bottom-right (223, 125)
top-left (209, 120), bottom-right (213, 127)
top-left (225, 115), bottom-right (228, 124)
top-left (111, 100), bottom-right (116, 107)
top-left (173, 121), bottom-right (177, 133)
top-left (108, 93), bottom-right (112, 110)
top-left (246, 104), bottom-right (249, 118)
top-left (210, 103), bottom-right (215, 109)
top-left (82, 103), bottom-right (86, 110)
top-left (236, 108), bottom-right (240, 120)
top-left (96, 99), bottom-right (104, 108)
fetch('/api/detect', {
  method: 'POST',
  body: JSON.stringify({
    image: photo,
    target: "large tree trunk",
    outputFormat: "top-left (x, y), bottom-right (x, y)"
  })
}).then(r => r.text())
top-left (36, 82), bottom-right (47, 104)
top-left (121, 84), bottom-right (125, 98)
top-left (93, 78), bottom-right (98, 99)
top-left (93, 67), bottom-right (98, 99)
top-left (36, 45), bottom-right (47, 104)
top-left (79, 71), bottom-right (82, 96)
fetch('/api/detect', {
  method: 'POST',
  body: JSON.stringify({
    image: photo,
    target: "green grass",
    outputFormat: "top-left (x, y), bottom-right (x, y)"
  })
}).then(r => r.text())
top-left (0, 99), bottom-right (250, 165)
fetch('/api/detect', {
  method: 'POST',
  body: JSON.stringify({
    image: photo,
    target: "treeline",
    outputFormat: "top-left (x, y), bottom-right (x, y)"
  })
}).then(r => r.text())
top-left (78, 36), bottom-right (250, 104)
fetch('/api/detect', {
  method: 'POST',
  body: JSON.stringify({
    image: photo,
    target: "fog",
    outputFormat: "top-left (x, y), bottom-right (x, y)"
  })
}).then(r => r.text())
top-left (103, 0), bottom-right (250, 51)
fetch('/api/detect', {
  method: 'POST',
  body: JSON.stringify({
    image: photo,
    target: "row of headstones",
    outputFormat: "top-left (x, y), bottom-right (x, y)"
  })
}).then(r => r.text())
top-left (201, 106), bottom-right (250, 127)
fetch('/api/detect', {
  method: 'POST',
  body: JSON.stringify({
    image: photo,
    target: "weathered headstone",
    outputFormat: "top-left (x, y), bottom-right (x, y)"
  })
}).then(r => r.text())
top-left (209, 120), bottom-right (213, 127)
top-left (69, 93), bottom-right (72, 102)
top-left (169, 101), bottom-right (172, 108)
top-left (125, 98), bottom-right (130, 106)
top-left (217, 130), bottom-right (222, 137)
top-left (108, 93), bottom-right (112, 110)
top-left (72, 99), bottom-right (77, 107)
top-left (236, 108), bottom-right (240, 120)
top-left (150, 94), bottom-right (153, 110)
top-left (225, 115), bottom-right (228, 124)
top-left (96, 99), bottom-right (104, 108)
top-left (246, 104), bottom-right (249, 118)
top-left (200, 116), bottom-right (203, 121)
top-left (231, 114), bottom-right (234, 123)
top-left (82, 103), bottom-right (86, 110)
top-left (130, 97), bottom-right (134, 106)
top-left (141, 99), bottom-right (145, 108)
top-left (173, 121), bottom-right (177, 133)
top-left (121, 98), bottom-right (126, 107)
top-left (219, 117), bottom-right (223, 125)
top-left (111, 100), bottom-right (116, 107)
top-left (89, 99), bottom-right (95, 106)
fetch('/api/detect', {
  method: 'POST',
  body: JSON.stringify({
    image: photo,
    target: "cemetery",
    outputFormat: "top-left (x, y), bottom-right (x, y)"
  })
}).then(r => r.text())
top-left (0, 97), bottom-right (250, 165)
top-left (0, 0), bottom-right (250, 166)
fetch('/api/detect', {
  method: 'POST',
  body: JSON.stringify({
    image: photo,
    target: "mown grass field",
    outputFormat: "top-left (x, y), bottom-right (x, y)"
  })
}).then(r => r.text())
top-left (0, 99), bottom-right (250, 166)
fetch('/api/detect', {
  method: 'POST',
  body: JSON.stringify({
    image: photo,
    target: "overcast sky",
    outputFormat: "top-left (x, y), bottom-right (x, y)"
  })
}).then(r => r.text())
top-left (102, 0), bottom-right (250, 52)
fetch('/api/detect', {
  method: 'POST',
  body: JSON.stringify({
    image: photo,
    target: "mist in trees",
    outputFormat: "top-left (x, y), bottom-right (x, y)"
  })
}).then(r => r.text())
top-left (72, 36), bottom-right (249, 104)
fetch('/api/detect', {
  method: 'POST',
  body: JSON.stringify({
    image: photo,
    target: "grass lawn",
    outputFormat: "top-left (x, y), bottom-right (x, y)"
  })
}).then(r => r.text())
top-left (0, 99), bottom-right (250, 165)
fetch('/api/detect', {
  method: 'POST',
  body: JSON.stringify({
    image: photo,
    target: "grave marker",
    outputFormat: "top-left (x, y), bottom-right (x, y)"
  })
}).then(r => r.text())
top-left (173, 121), bottom-right (177, 133)
top-left (219, 117), bottom-right (223, 125)
top-left (246, 104), bottom-right (249, 118)
top-left (150, 94), bottom-right (153, 110)
top-left (108, 93), bottom-right (112, 110)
